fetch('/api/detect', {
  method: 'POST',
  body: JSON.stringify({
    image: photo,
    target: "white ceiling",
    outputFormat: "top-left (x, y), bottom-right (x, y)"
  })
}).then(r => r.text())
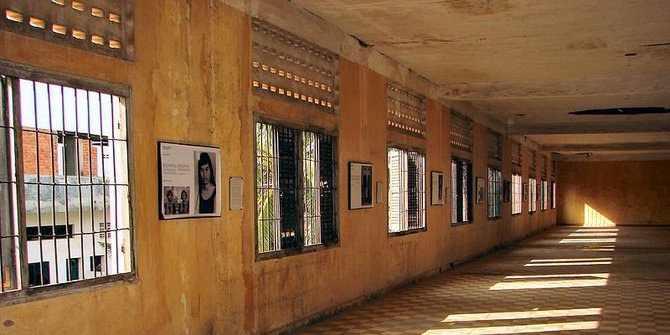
top-left (290, 0), bottom-right (670, 160)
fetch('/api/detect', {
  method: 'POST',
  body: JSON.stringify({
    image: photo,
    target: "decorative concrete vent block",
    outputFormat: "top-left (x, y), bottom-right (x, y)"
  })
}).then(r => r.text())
top-left (488, 130), bottom-right (502, 161)
top-left (251, 18), bottom-right (339, 113)
top-left (450, 112), bottom-right (473, 152)
top-left (512, 142), bottom-right (522, 171)
top-left (0, 0), bottom-right (134, 60)
top-left (386, 83), bottom-right (426, 138)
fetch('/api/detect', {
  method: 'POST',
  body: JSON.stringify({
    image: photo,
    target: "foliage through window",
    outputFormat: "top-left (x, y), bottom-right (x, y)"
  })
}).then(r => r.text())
top-left (451, 158), bottom-right (472, 224)
top-left (388, 147), bottom-right (425, 233)
top-left (255, 122), bottom-right (337, 255)
top-left (0, 68), bottom-right (133, 295)
top-left (487, 166), bottom-right (502, 219)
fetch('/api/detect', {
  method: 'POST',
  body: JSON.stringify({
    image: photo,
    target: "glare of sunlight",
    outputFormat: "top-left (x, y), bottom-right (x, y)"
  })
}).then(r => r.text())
top-left (581, 247), bottom-right (616, 252)
top-left (529, 258), bottom-right (611, 263)
top-left (568, 232), bottom-right (618, 237)
top-left (559, 238), bottom-right (616, 244)
top-left (443, 308), bottom-right (602, 322)
top-left (489, 278), bottom-right (608, 290)
top-left (576, 228), bottom-right (618, 233)
top-left (525, 258), bottom-right (612, 267)
top-left (504, 273), bottom-right (609, 280)
top-left (584, 204), bottom-right (616, 226)
top-left (423, 321), bottom-right (600, 334)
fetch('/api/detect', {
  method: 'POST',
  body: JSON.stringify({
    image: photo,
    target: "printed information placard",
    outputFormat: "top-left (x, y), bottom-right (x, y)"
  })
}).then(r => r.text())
top-left (158, 142), bottom-right (221, 219)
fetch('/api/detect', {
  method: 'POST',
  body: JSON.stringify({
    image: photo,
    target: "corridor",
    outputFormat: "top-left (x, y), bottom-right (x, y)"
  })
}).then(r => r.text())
top-left (294, 226), bottom-right (670, 335)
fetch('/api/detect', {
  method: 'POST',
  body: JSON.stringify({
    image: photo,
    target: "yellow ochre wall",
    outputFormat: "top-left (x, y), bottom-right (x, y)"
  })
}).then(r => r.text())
top-left (0, 2), bottom-right (556, 334)
top-left (557, 160), bottom-right (670, 225)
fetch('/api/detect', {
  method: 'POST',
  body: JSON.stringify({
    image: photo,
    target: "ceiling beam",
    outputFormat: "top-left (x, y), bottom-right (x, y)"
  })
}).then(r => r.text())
top-left (557, 152), bottom-right (670, 162)
top-left (438, 76), bottom-right (670, 100)
top-left (543, 142), bottom-right (670, 152)
top-left (508, 122), bottom-right (670, 135)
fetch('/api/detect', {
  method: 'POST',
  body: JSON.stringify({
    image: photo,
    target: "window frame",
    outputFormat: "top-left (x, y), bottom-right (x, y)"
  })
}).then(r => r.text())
top-left (543, 180), bottom-right (547, 211)
top-left (253, 117), bottom-right (339, 260)
top-left (0, 62), bottom-right (136, 304)
top-left (528, 177), bottom-right (537, 213)
top-left (487, 166), bottom-right (502, 220)
top-left (387, 145), bottom-right (426, 236)
top-left (511, 173), bottom-right (523, 215)
top-left (451, 157), bottom-right (473, 225)
top-left (551, 180), bottom-right (557, 209)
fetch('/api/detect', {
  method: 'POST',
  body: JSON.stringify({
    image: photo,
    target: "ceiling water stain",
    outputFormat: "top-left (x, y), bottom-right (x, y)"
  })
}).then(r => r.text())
top-left (445, 0), bottom-right (513, 15)
top-left (567, 37), bottom-right (608, 50)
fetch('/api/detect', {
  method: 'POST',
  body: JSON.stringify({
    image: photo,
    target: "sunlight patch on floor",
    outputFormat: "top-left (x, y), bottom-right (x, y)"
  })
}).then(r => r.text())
top-left (442, 308), bottom-right (602, 322)
top-left (490, 279), bottom-right (608, 290)
top-left (569, 232), bottom-right (618, 237)
top-left (559, 238), bottom-right (617, 244)
top-left (423, 321), bottom-right (600, 334)
top-left (575, 228), bottom-right (618, 232)
top-left (504, 273), bottom-right (609, 280)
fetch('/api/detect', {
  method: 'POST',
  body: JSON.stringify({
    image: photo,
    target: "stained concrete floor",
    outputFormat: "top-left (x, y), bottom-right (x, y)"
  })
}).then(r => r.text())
top-left (294, 226), bottom-right (670, 334)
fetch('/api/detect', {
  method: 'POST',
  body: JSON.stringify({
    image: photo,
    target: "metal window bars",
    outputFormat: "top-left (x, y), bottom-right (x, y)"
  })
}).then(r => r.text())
top-left (388, 147), bottom-right (425, 233)
top-left (487, 167), bottom-right (502, 219)
top-left (0, 70), bottom-right (132, 293)
top-left (255, 122), bottom-right (337, 255)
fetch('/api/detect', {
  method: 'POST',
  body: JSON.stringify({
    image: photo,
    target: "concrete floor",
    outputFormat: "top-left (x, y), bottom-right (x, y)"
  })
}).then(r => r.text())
top-left (294, 226), bottom-right (670, 334)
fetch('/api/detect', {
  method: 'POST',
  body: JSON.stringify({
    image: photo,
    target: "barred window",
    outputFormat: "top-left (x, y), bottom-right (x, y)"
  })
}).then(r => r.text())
top-left (255, 122), bottom-right (337, 256)
top-left (540, 180), bottom-right (548, 211)
top-left (451, 158), bottom-right (472, 224)
top-left (551, 181), bottom-right (556, 209)
top-left (386, 83), bottom-right (426, 137)
top-left (388, 147), bottom-right (425, 233)
top-left (528, 177), bottom-right (537, 213)
top-left (251, 19), bottom-right (339, 113)
top-left (450, 112), bottom-right (472, 153)
top-left (511, 173), bottom-right (522, 215)
top-left (0, 69), bottom-right (133, 295)
top-left (1, 0), bottom-right (134, 60)
top-left (487, 166), bottom-right (502, 219)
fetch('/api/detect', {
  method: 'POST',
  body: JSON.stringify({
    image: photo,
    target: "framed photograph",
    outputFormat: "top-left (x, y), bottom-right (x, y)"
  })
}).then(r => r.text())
top-left (503, 180), bottom-right (511, 203)
top-left (523, 183), bottom-right (528, 202)
top-left (158, 142), bottom-right (222, 220)
top-left (431, 171), bottom-right (444, 205)
top-left (349, 162), bottom-right (373, 209)
top-left (476, 177), bottom-right (485, 204)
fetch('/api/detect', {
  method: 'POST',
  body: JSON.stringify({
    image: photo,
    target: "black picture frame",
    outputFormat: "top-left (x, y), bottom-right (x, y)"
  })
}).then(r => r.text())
top-left (349, 162), bottom-right (374, 209)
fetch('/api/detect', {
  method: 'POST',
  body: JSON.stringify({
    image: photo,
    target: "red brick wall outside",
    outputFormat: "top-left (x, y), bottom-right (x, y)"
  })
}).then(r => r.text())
top-left (21, 128), bottom-right (98, 177)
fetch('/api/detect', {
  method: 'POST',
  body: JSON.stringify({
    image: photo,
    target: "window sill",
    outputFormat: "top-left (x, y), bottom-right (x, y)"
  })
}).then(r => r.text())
top-left (0, 272), bottom-right (137, 307)
top-left (255, 242), bottom-right (340, 262)
top-left (488, 217), bottom-right (502, 222)
top-left (451, 221), bottom-right (473, 227)
top-left (388, 227), bottom-right (427, 238)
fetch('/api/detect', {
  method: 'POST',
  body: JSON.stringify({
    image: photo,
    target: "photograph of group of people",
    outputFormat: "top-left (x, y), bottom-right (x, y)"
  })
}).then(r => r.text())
top-left (159, 142), bottom-right (221, 219)
top-left (163, 187), bottom-right (190, 215)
